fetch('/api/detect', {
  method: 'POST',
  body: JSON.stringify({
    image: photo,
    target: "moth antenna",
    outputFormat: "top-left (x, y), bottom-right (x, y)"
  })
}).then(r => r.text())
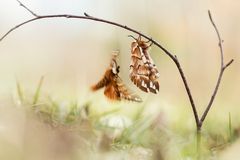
top-left (128, 35), bottom-right (138, 41)
top-left (137, 35), bottom-right (142, 41)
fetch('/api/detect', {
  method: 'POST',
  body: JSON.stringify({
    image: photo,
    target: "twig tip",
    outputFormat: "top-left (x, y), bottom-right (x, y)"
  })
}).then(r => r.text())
top-left (16, 0), bottom-right (23, 6)
top-left (208, 10), bottom-right (211, 14)
top-left (84, 12), bottom-right (90, 17)
top-left (16, 0), bottom-right (38, 17)
top-left (229, 59), bottom-right (234, 64)
top-left (208, 10), bottom-right (214, 23)
top-left (224, 59), bottom-right (234, 69)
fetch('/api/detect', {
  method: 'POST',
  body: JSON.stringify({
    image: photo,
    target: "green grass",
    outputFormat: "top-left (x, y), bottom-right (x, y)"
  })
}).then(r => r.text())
top-left (1, 77), bottom-right (238, 160)
top-left (32, 76), bottom-right (44, 105)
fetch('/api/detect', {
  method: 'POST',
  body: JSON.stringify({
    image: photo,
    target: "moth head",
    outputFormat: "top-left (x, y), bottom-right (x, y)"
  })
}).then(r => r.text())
top-left (110, 51), bottom-right (120, 75)
top-left (128, 35), bottom-right (149, 49)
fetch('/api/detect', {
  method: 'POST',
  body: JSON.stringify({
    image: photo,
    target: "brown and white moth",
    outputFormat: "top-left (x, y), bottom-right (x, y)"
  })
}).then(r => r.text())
top-left (129, 35), bottom-right (160, 94)
top-left (91, 52), bottom-right (142, 102)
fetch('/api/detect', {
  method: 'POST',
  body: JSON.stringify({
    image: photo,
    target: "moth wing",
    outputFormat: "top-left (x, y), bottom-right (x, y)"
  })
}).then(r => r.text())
top-left (130, 50), bottom-right (152, 93)
top-left (116, 77), bottom-right (142, 102)
top-left (104, 82), bottom-right (120, 101)
top-left (91, 72), bottom-right (109, 91)
top-left (148, 79), bottom-right (159, 94)
top-left (130, 61), bottom-right (160, 94)
top-left (130, 39), bottom-right (160, 94)
top-left (142, 48), bottom-right (160, 80)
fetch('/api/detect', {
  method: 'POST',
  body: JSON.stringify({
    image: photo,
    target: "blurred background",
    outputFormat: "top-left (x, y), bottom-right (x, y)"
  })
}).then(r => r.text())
top-left (0, 0), bottom-right (239, 159)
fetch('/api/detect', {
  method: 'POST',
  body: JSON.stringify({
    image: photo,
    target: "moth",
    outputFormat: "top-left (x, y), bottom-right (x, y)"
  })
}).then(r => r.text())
top-left (91, 53), bottom-right (142, 102)
top-left (129, 35), bottom-right (160, 94)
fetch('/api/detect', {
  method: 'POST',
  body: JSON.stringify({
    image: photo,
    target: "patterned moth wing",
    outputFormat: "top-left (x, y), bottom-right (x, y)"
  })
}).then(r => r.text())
top-left (91, 53), bottom-right (142, 102)
top-left (129, 35), bottom-right (160, 94)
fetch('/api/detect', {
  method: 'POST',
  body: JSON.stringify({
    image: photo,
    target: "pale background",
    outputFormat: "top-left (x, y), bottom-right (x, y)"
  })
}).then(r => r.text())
top-left (0, 0), bottom-right (239, 158)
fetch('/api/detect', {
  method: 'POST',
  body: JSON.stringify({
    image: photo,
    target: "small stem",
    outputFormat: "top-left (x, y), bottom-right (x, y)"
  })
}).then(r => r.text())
top-left (16, 0), bottom-right (38, 17)
top-left (200, 11), bottom-right (234, 125)
top-left (196, 128), bottom-right (202, 160)
top-left (228, 112), bottom-right (233, 142)
top-left (84, 12), bottom-right (91, 17)
top-left (224, 59), bottom-right (234, 70)
top-left (174, 56), bottom-right (199, 126)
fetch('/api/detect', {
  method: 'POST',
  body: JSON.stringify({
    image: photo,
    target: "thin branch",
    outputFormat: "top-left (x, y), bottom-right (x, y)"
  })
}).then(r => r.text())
top-left (224, 59), bottom-right (234, 70)
top-left (199, 10), bottom-right (234, 125)
top-left (0, 17), bottom-right (39, 41)
top-left (174, 56), bottom-right (199, 126)
top-left (16, 0), bottom-right (38, 17)
top-left (208, 10), bottom-right (224, 68)
top-left (0, 1), bottom-right (204, 128)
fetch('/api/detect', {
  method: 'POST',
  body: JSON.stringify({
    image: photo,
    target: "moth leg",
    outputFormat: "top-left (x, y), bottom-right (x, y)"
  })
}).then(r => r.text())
top-left (148, 41), bottom-right (153, 47)
top-left (144, 38), bottom-right (153, 47)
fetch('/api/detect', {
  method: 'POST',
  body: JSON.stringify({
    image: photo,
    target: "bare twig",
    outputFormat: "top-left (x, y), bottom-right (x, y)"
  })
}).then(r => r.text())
top-left (224, 59), bottom-right (234, 70)
top-left (0, 18), bottom-right (39, 41)
top-left (16, 0), bottom-right (38, 17)
top-left (174, 56), bottom-right (199, 126)
top-left (84, 12), bottom-right (91, 17)
top-left (199, 10), bottom-right (234, 126)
